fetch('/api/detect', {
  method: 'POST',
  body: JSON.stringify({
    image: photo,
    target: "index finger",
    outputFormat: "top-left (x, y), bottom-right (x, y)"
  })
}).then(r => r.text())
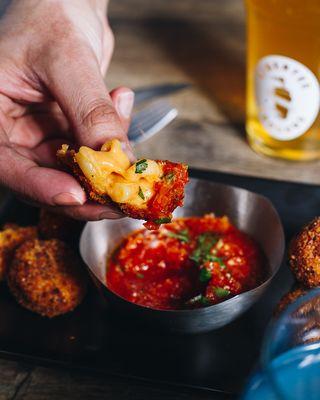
top-left (40, 43), bottom-right (129, 150)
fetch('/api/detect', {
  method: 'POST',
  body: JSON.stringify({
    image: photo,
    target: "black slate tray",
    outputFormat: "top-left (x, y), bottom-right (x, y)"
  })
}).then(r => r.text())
top-left (0, 168), bottom-right (317, 397)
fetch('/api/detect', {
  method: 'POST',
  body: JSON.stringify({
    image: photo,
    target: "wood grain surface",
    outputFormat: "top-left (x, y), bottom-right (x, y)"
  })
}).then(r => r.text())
top-left (0, 358), bottom-right (232, 400)
top-left (107, 0), bottom-right (320, 185)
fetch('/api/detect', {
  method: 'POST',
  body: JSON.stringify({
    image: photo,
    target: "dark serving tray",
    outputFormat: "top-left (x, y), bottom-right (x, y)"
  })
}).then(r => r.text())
top-left (0, 168), bottom-right (318, 397)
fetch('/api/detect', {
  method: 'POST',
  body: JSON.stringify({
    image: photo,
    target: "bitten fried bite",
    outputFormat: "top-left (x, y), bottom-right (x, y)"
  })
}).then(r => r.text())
top-left (0, 224), bottom-right (37, 281)
top-left (8, 239), bottom-right (87, 317)
top-left (289, 217), bottom-right (320, 287)
top-left (57, 139), bottom-right (188, 229)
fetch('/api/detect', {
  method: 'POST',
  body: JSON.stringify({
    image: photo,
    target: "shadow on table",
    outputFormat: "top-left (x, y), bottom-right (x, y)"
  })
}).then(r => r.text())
top-left (141, 18), bottom-right (246, 137)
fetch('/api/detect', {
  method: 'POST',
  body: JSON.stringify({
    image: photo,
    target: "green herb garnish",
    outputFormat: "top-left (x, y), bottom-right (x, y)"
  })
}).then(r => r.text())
top-left (135, 159), bottom-right (148, 174)
top-left (199, 267), bottom-right (212, 282)
top-left (137, 273), bottom-right (144, 279)
top-left (138, 186), bottom-right (145, 200)
top-left (190, 233), bottom-right (219, 264)
top-left (200, 296), bottom-right (211, 306)
top-left (214, 287), bottom-right (230, 298)
top-left (167, 229), bottom-right (189, 243)
top-left (165, 172), bottom-right (175, 181)
top-left (205, 255), bottom-right (226, 268)
top-left (186, 294), bottom-right (211, 306)
top-left (189, 250), bottom-right (201, 264)
top-left (154, 217), bottom-right (172, 225)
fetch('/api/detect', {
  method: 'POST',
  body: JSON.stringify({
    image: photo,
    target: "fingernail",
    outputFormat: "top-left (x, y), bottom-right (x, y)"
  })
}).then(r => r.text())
top-left (52, 192), bottom-right (84, 206)
top-left (117, 91), bottom-right (134, 119)
top-left (99, 211), bottom-right (124, 220)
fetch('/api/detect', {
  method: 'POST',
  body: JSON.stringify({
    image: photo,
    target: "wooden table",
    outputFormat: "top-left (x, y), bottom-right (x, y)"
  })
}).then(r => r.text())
top-left (0, 0), bottom-right (318, 399)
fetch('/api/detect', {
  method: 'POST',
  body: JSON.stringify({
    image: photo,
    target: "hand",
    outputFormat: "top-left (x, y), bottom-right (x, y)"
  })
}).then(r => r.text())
top-left (0, 0), bottom-right (134, 220)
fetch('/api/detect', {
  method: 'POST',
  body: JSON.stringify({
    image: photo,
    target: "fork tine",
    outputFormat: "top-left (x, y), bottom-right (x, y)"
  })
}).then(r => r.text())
top-left (128, 100), bottom-right (178, 143)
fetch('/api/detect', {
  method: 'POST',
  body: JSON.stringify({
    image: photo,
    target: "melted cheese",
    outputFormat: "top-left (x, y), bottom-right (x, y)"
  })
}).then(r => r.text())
top-left (74, 139), bottom-right (162, 207)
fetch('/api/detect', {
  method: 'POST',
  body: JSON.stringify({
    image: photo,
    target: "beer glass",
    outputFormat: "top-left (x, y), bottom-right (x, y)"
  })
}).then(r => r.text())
top-left (246, 1), bottom-right (320, 160)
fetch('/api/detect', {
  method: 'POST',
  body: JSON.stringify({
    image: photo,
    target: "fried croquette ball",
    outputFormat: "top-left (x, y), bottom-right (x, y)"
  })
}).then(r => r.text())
top-left (38, 209), bottom-right (83, 242)
top-left (274, 285), bottom-right (308, 316)
top-left (289, 217), bottom-right (320, 287)
top-left (0, 224), bottom-right (37, 281)
top-left (8, 239), bottom-right (87, 317)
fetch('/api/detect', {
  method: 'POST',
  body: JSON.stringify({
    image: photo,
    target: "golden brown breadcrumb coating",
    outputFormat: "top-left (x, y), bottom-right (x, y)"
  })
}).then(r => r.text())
top-left (38, 209), bottom-right (83, 242)
top-left (8, 239), bottom-right (87, 317)
top-left (0, 224), bottom-right (37, 281)
top-left (289, 217), bottom-right (320, 287)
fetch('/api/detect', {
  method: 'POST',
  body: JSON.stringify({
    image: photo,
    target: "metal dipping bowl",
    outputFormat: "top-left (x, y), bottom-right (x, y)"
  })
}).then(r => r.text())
top-left (80, 178), bottom-right (285, 334)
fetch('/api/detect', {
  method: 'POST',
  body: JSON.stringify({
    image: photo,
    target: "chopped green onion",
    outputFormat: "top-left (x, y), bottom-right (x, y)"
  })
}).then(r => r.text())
top-left (138, 186), bottom-right (145, 200)
top-left (165, 172), bottom-right (175, 181)
top-left (167, 229), bottom-right (189, 243)
top-left (186, 294), bottom-right (211, 306)
top-left (190, 233), bottom-right (219, 264)
top-left (154, 217), bottom-right (172, 225)
top-left (135, 159), bottom-right (148, 174)
top-left (214, 287), bottom-right (230, 298)
top-left (199, 268), bottom-right (212, 282)
top-left (189, 249), bottom-right (202, 264)
top-left (205, 255), bottom-right (226, 268)
top-left (200, 296), bottom-right (211, 306)
top-left (137, 273), bottom-right (144, 279)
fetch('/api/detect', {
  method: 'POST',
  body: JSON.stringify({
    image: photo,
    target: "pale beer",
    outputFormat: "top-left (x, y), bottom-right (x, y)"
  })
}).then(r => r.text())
top-left (246, 0), bottom-right (320, 160)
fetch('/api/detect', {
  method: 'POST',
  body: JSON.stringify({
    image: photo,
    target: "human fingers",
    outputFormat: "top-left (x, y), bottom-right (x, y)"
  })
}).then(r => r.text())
top-left (45, 202), bottom-right (125, 221)
top-left (40, 43), bottom-right (134, 154)
top-left (109, 86), bottom-right (134, 133)
top-left (0, 142), bottom-right (86, 207)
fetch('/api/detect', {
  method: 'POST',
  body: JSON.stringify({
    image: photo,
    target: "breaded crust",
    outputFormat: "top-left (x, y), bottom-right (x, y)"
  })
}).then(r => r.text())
top-left (0, 224), bottom-right (37, 281)
top-left (57, 147), bottom-right (188, 229)
top-left (57, 148), bottom-right (109, 204)
top-left (289, 217), bottom-right (320, 287)
top-left (8, 239), bottom-right (87, 317)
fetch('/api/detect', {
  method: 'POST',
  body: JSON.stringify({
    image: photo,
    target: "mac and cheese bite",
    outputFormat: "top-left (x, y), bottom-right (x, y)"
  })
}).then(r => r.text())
top-left (57, 139), bottom-right (188, 229)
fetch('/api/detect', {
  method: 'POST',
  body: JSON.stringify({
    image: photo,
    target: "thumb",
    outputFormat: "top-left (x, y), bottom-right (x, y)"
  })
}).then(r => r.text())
top-left (110, 86), bottom-right (134, 133)
top-left (43, 46), bottom-right (133, 150)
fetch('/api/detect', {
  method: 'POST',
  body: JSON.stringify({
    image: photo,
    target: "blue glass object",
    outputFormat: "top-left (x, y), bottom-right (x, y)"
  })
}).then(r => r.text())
top-left (242, 289), bottom-right (320, 400)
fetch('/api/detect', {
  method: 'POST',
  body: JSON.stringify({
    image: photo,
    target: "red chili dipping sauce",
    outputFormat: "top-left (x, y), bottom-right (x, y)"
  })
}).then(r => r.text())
top-left (106, 214), bottom-right (266, 310)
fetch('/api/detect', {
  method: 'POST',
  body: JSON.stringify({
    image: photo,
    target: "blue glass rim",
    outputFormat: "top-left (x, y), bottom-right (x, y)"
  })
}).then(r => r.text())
top-left (261, 287), bottom-right (320, 368)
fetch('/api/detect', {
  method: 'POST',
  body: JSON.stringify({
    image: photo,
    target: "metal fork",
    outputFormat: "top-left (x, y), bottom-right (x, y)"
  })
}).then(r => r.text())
top-left (128, 100), bottom-right (178, 144)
